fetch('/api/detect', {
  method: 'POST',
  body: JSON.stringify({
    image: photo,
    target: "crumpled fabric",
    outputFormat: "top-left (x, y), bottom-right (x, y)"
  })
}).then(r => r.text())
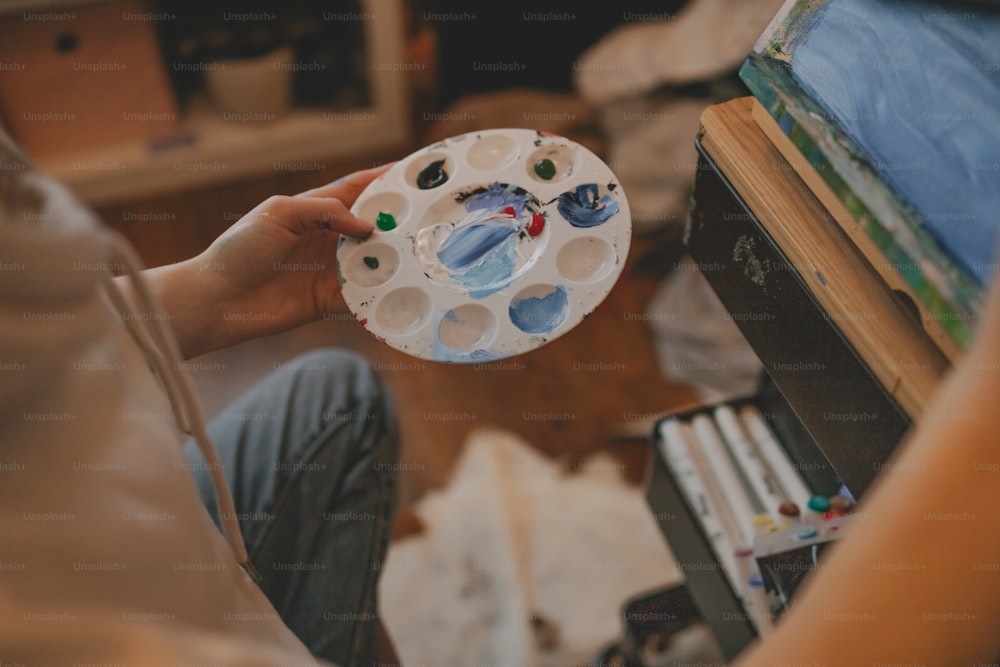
top-left (646, 256), bottom-right (765, 403)
top-left (572, 0), bottom-right (785, 233)
top-left (378, 427), bottom-right (700, 667)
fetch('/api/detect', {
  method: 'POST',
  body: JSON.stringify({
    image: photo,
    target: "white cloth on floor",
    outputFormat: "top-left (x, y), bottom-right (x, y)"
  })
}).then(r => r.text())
top-left (379, 428), bottom-right (687, 667)
top-left (647, 257), bottom-right (764, 403)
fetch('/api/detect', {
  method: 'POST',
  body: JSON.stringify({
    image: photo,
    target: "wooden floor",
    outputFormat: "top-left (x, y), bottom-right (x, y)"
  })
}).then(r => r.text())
top-left (95, 148), bottom-right (699, 510)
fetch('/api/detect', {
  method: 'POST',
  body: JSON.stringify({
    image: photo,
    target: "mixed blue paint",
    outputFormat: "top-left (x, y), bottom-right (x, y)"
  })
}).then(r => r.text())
top-left (431, 182), bottom-right (621, 298)
top-left (509, 285), bottom-right (569, 334)
top-left (788, 0), bottom-right (1000, 285)
top-left (557, 183), bottom-right (619, 228)
top-left (434, 182), bottom-right (540, 298)
top-left (459, 181), bottom-right (532, 218)
top-left (437, 224), bottom-right (519, 274)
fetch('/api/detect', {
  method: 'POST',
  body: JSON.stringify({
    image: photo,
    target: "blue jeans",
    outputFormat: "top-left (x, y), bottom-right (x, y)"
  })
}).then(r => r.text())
top-left (184, 349), bottom-right (400, 666)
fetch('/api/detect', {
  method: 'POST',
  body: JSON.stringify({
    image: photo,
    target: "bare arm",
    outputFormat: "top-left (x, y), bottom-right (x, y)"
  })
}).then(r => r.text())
top-left (735, 274), bottom-right (1000, 665)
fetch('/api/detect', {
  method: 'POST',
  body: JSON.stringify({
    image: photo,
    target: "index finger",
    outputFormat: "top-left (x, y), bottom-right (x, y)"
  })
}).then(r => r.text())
top-left (297, 163), bottom-right (395, 206)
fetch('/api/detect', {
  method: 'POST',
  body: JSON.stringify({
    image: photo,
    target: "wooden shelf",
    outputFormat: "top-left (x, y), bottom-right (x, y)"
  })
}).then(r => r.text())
top-left (37, 97), bottom-right (411, 206)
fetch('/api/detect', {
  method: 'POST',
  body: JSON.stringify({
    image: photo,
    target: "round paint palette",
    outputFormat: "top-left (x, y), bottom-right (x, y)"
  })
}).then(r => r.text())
top-left (337, 128), bottom-right (631, 363)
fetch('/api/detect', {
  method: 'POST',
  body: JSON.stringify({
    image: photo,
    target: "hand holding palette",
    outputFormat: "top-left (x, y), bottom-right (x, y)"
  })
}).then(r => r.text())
top-left (337, 129), bottom-right (631, 362)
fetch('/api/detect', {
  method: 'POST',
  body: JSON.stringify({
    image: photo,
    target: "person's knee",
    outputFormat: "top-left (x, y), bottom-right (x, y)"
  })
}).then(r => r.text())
top-left (282, 348), bottom-right (399, 461)
top-left (280, 349), bottom-right (378, 405)
top-left (286, 350), bottom-right (401, 518)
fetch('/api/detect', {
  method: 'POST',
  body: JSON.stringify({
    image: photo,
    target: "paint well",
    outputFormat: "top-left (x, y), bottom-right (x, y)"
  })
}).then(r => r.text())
top-left (417, 159), bottom-right (449, 189)
top-left (509, 284), bottom-right (569, 334)
top-left (357, 191), bottom-right (409, 230)
top-left (437, 304), bottom-right (497, 352)
top-left (467, 134), bottom-right (519, 171)
top-left (556, 236), bottom-right (615, 282)
top-left (557, 183), bottom-right (619, 228)
top-left (374, 286), bottom-right (431, 335)
top-left (345, 243), bottom-right (399, 288)
top-left (526, 143), bottom-right (578, 184)
top-left (405, 153), bottom-right (455, 191)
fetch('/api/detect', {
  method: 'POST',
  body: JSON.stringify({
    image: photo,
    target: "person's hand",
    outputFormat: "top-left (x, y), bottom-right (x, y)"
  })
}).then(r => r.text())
top-left (196, 165), bottom-right (389, 333)
top-left (143, 165), bottom-right (391, 358)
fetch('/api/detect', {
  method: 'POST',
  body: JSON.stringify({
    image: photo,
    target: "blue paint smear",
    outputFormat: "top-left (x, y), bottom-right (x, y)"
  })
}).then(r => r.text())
top-left (557, 184), bottom-right (619, 228)
top-left (463, 182), bottom-right (532, 218)
top-left (438, 223), bottom-right (517, 271)
top-left (436, 222), bottom-right (519, 298)
top-left (788, 0), bottom-right (1000, 284)
top-left (509, 285), bottom-right (569, 334)
top-left (434, 181), bottom-right (538, 298)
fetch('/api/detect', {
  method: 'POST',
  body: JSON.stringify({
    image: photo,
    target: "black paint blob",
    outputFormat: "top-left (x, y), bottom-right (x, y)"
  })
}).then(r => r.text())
top-left (416, 159), bottom-right (449, 189)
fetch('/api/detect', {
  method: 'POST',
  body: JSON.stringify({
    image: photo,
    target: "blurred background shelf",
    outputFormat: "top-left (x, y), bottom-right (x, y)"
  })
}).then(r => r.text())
top-left (0, 0), bottom-right (412, 205)
top-left (36, 95), bottom-right (410, 206)
top-left (0, 0), bottom-right (111, 12)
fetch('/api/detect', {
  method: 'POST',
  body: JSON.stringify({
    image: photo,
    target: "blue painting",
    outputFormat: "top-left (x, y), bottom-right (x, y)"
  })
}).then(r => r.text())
top-left (741, 0), bottom-right (1000, 350)
top-left (789, 0), bottom-right (1000, 284)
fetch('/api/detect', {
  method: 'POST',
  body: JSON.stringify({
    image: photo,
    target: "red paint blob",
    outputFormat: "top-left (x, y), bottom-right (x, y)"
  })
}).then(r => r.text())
top-left (502, 206), bottom-right (516, 217)
top-left (527, 213), bottom-right (545, 237)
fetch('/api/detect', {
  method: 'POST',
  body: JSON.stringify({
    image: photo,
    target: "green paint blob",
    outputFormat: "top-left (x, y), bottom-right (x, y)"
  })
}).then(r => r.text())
top-left (534, 158), bottom-right (556, 180)
top-left (363, 256), bottom-right (379, 270)
top-left (376, 212), bottom-right (396, 231)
